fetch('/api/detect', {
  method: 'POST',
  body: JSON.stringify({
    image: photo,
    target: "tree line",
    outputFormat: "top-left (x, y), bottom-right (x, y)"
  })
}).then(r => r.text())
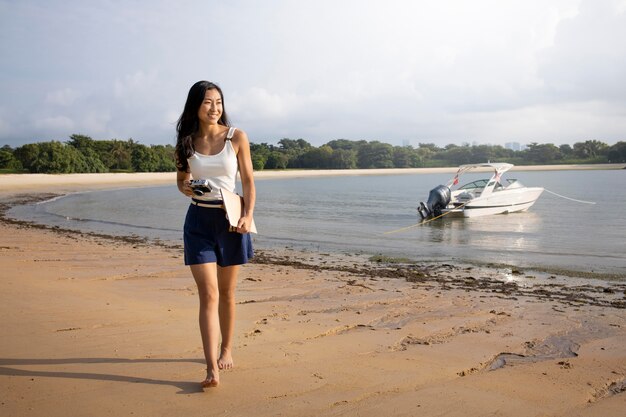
top-left (1, 134), bottom-right (625, 174)
top-left (0, 135), bottom-right (176, 173)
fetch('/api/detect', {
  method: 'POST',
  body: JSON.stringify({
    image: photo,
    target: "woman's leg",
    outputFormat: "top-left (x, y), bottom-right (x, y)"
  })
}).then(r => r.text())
top-left (190, 263), bottom-right (220, 386)
top-left (217, 265), bottom-right (239, 370)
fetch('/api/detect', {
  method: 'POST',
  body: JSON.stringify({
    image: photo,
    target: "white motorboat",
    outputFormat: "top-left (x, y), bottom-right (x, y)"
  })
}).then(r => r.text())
top-left (417, 163), bottom-right (544, 219)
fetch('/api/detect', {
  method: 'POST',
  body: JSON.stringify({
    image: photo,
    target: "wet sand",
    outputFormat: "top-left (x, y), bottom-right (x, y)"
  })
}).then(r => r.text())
top-left (1, 171), bottom-right (625, 416)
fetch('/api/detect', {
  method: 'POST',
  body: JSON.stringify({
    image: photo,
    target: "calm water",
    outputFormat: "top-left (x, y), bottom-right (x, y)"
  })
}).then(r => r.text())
top-left (9, 169), bottom-right (626, 277)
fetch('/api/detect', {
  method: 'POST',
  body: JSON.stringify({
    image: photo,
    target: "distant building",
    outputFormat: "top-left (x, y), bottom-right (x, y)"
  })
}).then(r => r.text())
top-left (505, 142), bottom-right (525, 151)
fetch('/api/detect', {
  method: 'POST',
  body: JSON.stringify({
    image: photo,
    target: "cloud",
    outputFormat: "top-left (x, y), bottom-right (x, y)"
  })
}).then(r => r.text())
top-left (1, 0), bottom-right (624, 147)
top-left (538, 0), bottom-right (626, 102)
top-left (81, 111), bottom-right (111, 135)
top-left (114, 70), bottom-right (159, 100)
top-left (231, 87), bottom-right (304, 121)
top-left (451, 100), bottom-right (626, 144)
top-left (0, 113), bottom-right (9, 138)
top-left (45, 88), bottom-right (81, 106)
top-left (33, 115), bottom-right (75, 132)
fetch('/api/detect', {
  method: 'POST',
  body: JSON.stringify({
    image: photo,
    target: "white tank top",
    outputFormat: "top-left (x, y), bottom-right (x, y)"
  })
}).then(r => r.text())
top-left (187, 127), bottom-right (238, 201)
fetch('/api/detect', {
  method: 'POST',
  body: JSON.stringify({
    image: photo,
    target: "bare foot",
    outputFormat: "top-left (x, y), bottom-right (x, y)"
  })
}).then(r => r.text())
top-left (218, 348), bottom-right (234, 370)
top-left (201, 368), bottom-right (219, 389)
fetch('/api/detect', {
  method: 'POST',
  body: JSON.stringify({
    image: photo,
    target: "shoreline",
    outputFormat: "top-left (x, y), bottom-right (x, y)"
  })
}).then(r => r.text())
top-left (1, 178), bottom-right (625, 416)
top-left (3, 189), bottom-right (625, 282)
top-left (4, 195), bottom-right (625, 308)
top-left (1, 167), bottom-right (624, 282)
top-left (1, 163), bottom-right (623, 194)
top-left (1, 191), bottom-right (624, 306)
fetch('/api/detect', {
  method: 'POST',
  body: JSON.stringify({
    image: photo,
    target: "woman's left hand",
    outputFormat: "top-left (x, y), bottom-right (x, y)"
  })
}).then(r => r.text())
top-left (236, 215), bottom-right (253, 234)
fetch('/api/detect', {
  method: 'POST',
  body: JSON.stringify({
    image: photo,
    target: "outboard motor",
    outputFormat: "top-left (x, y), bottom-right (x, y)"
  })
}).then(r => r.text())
top-left (417, 185), bottom-right (451, 220)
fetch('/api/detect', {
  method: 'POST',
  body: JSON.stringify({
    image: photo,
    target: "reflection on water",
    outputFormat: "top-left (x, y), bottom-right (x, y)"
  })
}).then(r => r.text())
top-left (393, 210), bottom-right (546, 269)
top-left (423, 211), bottom-right (542, 251)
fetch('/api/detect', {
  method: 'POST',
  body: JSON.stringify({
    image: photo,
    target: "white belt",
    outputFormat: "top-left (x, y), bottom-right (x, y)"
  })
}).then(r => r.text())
top-left (191, 200), bottom-right (224, 209)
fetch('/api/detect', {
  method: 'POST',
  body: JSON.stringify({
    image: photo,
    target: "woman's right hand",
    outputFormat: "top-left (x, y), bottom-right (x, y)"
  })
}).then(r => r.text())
top-left (181, 180), bottom-right (194, 197)
top-left (177, 171), bottom-right (194, 197)
top-left (177, 177), bottom-right (194, 197)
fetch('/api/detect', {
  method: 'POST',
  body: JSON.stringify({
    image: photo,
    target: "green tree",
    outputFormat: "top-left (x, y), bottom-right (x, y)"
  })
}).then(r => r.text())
top-left (131, 144), bottom-right (160, 172)
top-left (278, 138), bottom-right (312, 152)
top-left (326, 139), bottom-right (367, 151)
top-left (279, 138), bottom-right (312, 167)
top-left (416, 143), bottom-right (440, 164)
top-left (357, 141), bottom-right (394, 168)
top-left (79, 147), bottom-right (108, 172)
top-left (524, 143), bottom-right (562, 163)
top-left (66, 134), bottom-right (108, 172)
top-left (251, 154), bottom-right (267, 170)
top-left (470, 145), bottom-right (497, 163)
top-left (329, 149), bottom-right (357, 169)
top-left (418, 143), bottom-right (442, 153)
top-left (278, 138), bottom-right (310, 156)
top-left (109, 140), bottom-right (133, 171)
top-left (264, 151), bottom-right (289, 169)
top-left (67, 134), bottom-right (96, 151)
top-left (13, 144), bottom-right (39, 171)
top-left (606, 141), bottom-right (626, 163)
top-left (151, 144), bottom-right (176, 171)
top-left (573, 140), bottom-right (608, 159)
top-left (392, 146), bottom-right (418, 168)
top-left (250, 143), bottom-right (272, 170)
top-left (297, 145), bottom-right (334, 169)
top-left (0, 149), bottom-right (13, 168)
top-left (559, 144), bottom-right (574, 159)
top-left (0, 146), bottom-right (22, 170)
top-left (14, 141), bottom-right (91, 173)
top-left (442, 145), bottom-right (472, 165)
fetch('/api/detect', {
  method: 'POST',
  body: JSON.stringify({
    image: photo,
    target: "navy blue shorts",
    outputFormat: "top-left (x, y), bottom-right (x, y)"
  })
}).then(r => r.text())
top-left (183, 203), bottom-right (254, 267)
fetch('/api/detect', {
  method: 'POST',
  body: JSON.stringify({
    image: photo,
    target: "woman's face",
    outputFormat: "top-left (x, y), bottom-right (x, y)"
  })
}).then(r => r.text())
top-left (197, 88), bottom-right (223, 125)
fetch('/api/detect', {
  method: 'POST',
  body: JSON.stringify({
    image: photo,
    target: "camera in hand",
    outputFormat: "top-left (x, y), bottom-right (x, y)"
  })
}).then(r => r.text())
top-left (189, 179), bottom-right (212, 196)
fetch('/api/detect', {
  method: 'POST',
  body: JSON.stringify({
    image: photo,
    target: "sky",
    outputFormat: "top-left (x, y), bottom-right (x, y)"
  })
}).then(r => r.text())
top-left (1, 0), bottom-right (625, 148)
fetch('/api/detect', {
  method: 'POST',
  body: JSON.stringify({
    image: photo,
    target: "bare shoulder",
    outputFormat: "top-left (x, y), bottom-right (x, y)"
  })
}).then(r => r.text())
top-left (231, 128), bottom-right (250, 151)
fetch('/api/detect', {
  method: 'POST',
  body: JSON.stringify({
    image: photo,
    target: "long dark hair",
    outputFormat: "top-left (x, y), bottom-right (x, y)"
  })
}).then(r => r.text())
top-left (175, 81), bottom-right (231, 172)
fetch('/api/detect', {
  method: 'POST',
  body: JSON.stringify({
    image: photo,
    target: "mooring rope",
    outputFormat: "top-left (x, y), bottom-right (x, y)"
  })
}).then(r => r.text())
top-left (383, 201), bottom-right (470, 235)
top-left (544, 189), bottom-right (596, 204)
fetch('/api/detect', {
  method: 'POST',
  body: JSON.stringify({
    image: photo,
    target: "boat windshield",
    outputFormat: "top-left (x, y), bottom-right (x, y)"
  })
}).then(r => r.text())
top-left (458, 179), bottom-right (489, 190)
top-left (505, 178), bottom-right (524, 189)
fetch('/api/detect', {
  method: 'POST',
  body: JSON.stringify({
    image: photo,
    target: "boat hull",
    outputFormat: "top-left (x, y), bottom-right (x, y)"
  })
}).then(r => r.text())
top-left (443, 187), bottom-right (544, 218)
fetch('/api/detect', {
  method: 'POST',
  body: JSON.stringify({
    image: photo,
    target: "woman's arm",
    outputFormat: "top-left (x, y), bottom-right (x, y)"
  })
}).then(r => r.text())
top-left (234, 130), bottom-right (256, 233)
top-left (177, 169), bottom-right (193, 197)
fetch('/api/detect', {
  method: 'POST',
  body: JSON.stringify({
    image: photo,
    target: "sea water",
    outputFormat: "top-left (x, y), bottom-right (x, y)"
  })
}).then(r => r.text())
top-left (9, 169), bottom-right (626, 278)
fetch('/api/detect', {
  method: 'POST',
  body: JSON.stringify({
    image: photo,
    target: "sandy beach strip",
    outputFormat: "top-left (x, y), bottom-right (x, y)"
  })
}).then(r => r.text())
top-left (1, 171), bottom-right (625, 417)
top-left (1, 163), bottom-right (623, 194)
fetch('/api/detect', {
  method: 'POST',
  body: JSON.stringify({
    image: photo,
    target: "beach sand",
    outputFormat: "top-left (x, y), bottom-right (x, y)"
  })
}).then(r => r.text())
top-left (0, 163), bottom-right (623, 193)
top-left (1, 169), bottom-right (625, 417)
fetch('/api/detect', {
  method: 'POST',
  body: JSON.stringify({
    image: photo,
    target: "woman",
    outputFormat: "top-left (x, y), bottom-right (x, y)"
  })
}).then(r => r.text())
top-left (175, 80), bottom-right (255, 388)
